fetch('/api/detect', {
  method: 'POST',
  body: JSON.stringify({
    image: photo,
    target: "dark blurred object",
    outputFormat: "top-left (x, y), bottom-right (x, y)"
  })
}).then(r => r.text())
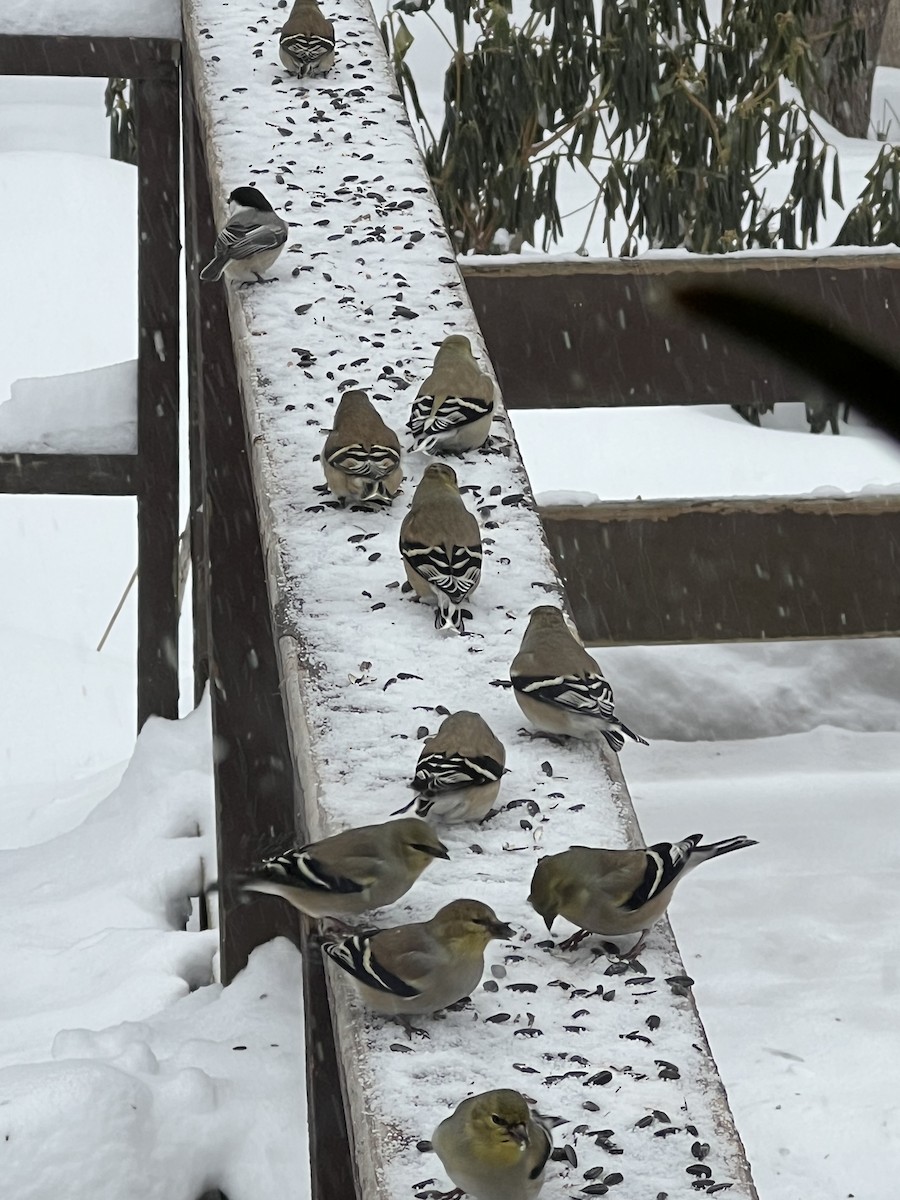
top-left (105, 77), bottom-right (137, 165)
top-left (731, 400), bottom-right (775, 427)
top-left (804, 394), bottom-right (851, 434)
top-left (672, 283), bottom-right (900, 447)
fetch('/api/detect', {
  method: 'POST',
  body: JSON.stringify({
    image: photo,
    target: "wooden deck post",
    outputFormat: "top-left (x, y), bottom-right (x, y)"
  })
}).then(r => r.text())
top-left (0, 35), bottom-right (182, 729)
top-left (135, 54), bottom-right (181, 727)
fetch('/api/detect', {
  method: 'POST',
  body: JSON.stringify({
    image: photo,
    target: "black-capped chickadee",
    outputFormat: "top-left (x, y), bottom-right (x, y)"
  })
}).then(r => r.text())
top-left (279, 0), bottom-right (336, 77)
top-left (200, 187), bottom-right (289, 286)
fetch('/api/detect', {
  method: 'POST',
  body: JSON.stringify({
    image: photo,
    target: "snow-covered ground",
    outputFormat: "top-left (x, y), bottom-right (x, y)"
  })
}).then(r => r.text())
top-left (2, 54), bottom-right (900, 1200)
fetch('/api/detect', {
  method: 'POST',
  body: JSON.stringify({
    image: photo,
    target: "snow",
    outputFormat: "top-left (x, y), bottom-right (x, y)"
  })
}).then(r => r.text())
top-left (0, 360), bottom-right (137, 453)
top-left (3, 30), bottom-right (900, 1200)
top-left (517, 403), bottom-right (900, 502)
top-left (0, 149), bottom-right (137, 405)
top-left (0, 0), bottom-right (180, 38)
top-left (0, 701), bottom-right (309, 1200)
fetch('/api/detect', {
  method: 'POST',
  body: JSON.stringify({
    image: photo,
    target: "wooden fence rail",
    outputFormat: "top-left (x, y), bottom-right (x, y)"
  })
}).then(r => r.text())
top-left (462, 254), bottom-right (900, 410)
top-left (541, 493), bottom-right (900, 644)
top-left (0, 33), bottom-right (181, 729)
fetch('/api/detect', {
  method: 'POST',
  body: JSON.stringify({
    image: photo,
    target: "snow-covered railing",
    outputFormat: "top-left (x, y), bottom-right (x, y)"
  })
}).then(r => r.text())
top-left (0, 28), bottom-right (180, 728)
top-left (182, 2), bottom-right (758, 1198)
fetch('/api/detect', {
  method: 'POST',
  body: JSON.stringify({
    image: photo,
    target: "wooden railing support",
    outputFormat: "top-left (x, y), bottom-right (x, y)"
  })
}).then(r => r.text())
top-left (0, 34), bottom-right (182, 731)
top-left (183, 71), bottom-right (356, 1199)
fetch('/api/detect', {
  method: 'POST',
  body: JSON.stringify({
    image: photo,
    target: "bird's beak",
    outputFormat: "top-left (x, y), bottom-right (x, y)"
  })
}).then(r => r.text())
top-left (509, 1123), bottom-right (528, 1146)
top-left (417, 841), bottom-right (450, 860)
top-left (527, 892), bottom-right (556, 932)
top-left (488, 919), bottom-right (515, 939)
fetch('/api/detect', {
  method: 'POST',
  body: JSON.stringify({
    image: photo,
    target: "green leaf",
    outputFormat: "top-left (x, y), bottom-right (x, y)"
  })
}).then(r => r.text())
top-left (393, 16), bottom-right (414, 61)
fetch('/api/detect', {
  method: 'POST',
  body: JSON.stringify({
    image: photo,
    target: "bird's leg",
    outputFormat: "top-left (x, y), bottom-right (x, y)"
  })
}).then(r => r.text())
top-left (254, 272), bottom-right (278, 284)
top-left (558, 928), bottom-right (591, 951)
top-left (517, 728), bottom-right (568, 746)
top-left (621, 930), bottom-right (648, 959)
top-left (396, 1015), bottom-right (431, 1041)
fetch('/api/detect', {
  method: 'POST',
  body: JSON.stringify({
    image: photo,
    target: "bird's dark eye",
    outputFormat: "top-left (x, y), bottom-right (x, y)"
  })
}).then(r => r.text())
top-left (491, 1115), bottom-right (505, 1126)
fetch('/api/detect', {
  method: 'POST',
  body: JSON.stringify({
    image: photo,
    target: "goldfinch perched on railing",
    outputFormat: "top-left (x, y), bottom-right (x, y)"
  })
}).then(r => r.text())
top-left (237, 817), bottom-right (448, 919)
top-left (431, 1088), bottom-right (554, 1200)
top-left (400, 464), bottom-right (482, 635)
top-left (393, 710), bottom-right (506, 823)
top-left (510, 605), bottom-right (648, 752)
top-left (278, 0), bottom-right (336, 77)
top-left (322, 390), bottom-right (403, 507)
top-left (528, 833), bottom-right (757, 954)
top-left (408, 335), bottom-right (496, 454)
top-left (322, 899), bottom-right (513, 1026)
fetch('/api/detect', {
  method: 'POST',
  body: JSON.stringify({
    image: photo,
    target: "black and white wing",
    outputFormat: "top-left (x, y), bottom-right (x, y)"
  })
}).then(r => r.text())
top-left (400, 540), bottom-right (482, 607)
top-left (322, 932), bottom-right (421, 998)
top-left (407, 394), bottom-right (433, 441)
top-left (511, 670), bottom-right (615, 718)
top-left (281, 33), bottom-right (335, 76)
top-left (411, 394), bottom-right (493, 449)
top-left (528, 1116), bottom-right (555, 1181)
top-left (214, 216), bottom-right (287, 263)
top-left (325, 441), bottom-right (400, 481)
top-left (624, 835), bottom-right (703, 911)
top-left (413, 751), bottom-right (505, 795)
top-left (245, 846), bottom-right (365, 897)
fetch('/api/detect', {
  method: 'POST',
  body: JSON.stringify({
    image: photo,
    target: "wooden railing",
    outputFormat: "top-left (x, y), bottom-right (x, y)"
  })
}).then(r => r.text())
top-left (0, 33), bottom-right (181, 728)
top-left (464, 257), bottom-right (900, 644)
top-left (181, 3), bottom-right (759, 1200)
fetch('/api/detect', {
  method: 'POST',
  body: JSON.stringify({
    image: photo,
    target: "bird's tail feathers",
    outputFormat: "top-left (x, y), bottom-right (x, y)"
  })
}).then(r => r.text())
top-left (390, 795), bottom-right (419, 816)
top-left (618, 721), bottom-right (649, 747)
top-left (434, 598), bottom-right (464, 635)
top-left (694, 834), bottom-right (758, 862)
top-left (199, 255), bottom-right (228, 282)
top-left (601, 728), bottom-right (625, 753)
top-left (358, 480), bottom-right (397, 508)
top-left (410, 433), bottom-right (440, 455)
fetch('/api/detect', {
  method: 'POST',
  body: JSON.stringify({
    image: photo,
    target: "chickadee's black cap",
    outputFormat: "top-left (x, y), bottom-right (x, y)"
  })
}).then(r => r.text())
top-left (228, 186), bottom-right (274, 211)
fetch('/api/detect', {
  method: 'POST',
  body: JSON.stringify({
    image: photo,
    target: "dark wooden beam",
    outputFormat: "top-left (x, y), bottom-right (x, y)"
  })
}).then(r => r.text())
top-left (186, 114), bottom-right (300, 983)
top-left (183, 73), bottom-right (212, 708)
top-left (462, 257), bottom-right (900, 410)
top-left (134, 57), bottom-right (181, 728)
top-left (0, 453), bottom-right (136, 495)
top-left (184, 61), bottom-right (357, 1200)
top-left (540, 494), bottom-right (900, 643)
top-left (0, 34), bottom-right (179, 78)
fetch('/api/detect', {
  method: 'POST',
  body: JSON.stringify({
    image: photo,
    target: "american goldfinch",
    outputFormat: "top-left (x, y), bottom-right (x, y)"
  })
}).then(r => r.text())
top-left (431, 1089), bottom-right (554, 1200)
top-left (510, 605), bottom-right (648, 752)
top-left (237, 817), bottom-right (448, 919)
top-left (322, 390), bottom-right (403, 507)
top-left (408, 335), bottom-right (495, 454)
top-left (199, 187), bottom-right (288, 285)
top-left (278, 0), bottom-right (336, 77)
top-left (529, 833), bottom-right (758, 953)
top-left (399, 464), bottom-right (482, 634)
top-left (322, 899), bottom-right (513, 1020)
top-left (393, 710), bottom-right (506, 823)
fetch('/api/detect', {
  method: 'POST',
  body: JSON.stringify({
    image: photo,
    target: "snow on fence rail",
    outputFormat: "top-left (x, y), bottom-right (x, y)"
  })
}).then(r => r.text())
top-left (182, 2), bottom-right (758, 1198)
